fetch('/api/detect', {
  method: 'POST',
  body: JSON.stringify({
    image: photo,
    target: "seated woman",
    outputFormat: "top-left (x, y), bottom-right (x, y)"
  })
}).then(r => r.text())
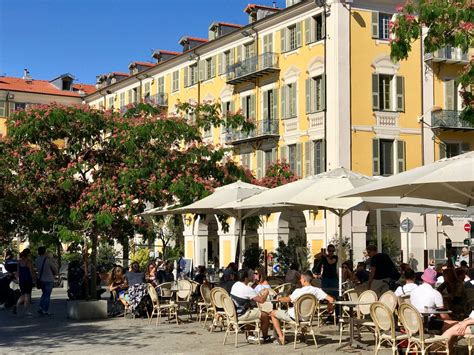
top-left (125, 262), bottom-right (148, 315)
top-left (145, 261), bottom-right (158, 289)
top-left (157, 260), bottom-right (175, 284)
top-left (442, 311), bottom-right (474, 353)
top-left (341, 261), bottom-right (357, 290)
top-left (109, 266), bottom-right (129, 307)
top-left (253, 267), bottom-right (271, 294)
top-left (438, 267), bottom-right (467, 320)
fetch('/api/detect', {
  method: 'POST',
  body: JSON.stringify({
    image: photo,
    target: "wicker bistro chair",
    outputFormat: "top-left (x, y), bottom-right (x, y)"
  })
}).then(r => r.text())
top-left (398, 303), bottom-right (450, 355)
top-left (273, 283), bottom-right (293, 310)
top-left (282, 293), bottom-right (319, 349)
top-left (176, 280), bottom-right (194, 319)
top-left (379, 291), bottom-right (398, 313)
top-left (198, 284), bottom-right (213, 326)
top-left (147, 283), bottom-right (178, 326)
top-left (221, 293), bottom-right (261, 348)
top-left (157, 282), bottom-right (174, 302)
top-left (398, 294), bottom-right (412, 307)
top-left (209, 287), bottom-right (228, 332)
top-left (370, 301), bottom-right (408, 355)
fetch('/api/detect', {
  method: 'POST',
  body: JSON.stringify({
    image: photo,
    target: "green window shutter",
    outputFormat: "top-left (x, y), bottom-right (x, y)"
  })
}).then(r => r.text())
top-left (256, 150), bottom-right (264, 179)
top-left (250, 41), bottom-right (256, 57)
top-left (263, 34), bottom-right (269, 53)
top-left (267, 33), bottom-right (273, 52)
top-left (461, 143), bottom-right (470, 153)
top-left (321, 139), bottom-right (326, 173)
top-left (198, 61), bottom-right (205, 82)
top-left (304, 141), bottom-right (312, 177)
top-left (445, 79), bottom-right (456, 110)
top-left (263, 91), bottom-right (269, 120)
top-left (296, 22), bottom-right (302, 48)
top-left (321, 13), bottom-right (326, 39)
top-left (211, 56), bottom-right (216, 78)
top-left (397, 140), bottom-right (406, 173)
top-left (229, 49), bottom-right (235, 67)
top-left (281, 86), bottom-right (287, 119)
top-left (372, 73), bottom-right (380, 110)
top-left (218, 53), bottom-right (224, 75)
top-left (236, 46), bottom-right (242, 62)
top-left (230, 100), bottom-right (235, 113)
top-left (304, 18), bottom-right (311, 45)
top-left (320, 75), bottom-right (326, 111)
top-left (280, 145), bottom-right (287, 162)
top-left (371, 11), bottom-right (379, 38)
top-left (373, 138), bottom-right (380, 176)
top-left (290, 84), bottom-right (297, 117)
top-left (241, 96), bottom-right (247, 118)
top-left (272, 89), bottom-right (278, 121)
top-left (296, 143), bottom-right (303, 177)
top-left (396, 76), bottom-right (405, 112)
top-left (305, 78), bottom-right (311, 113)
top-left (272, 147), bottom-right (277, 164)
top-left (249, 94), bottom-right (256, 120)
top-left (439, 143), bottom-right (447, 159)
top-left (280, 29), bottom-right (287, 53)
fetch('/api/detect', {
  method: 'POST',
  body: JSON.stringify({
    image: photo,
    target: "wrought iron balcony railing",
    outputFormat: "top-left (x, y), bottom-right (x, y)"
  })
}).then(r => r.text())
top-left (226, 53), bottom-right (280, 85)
top-left (432, 110), bottom-right (474, 130)
top-left (424, 47), bottom-right (470, 64)
top-left (145, 93), bottom-right (168, 106)
top-left (225, 119), bottom-right (279, 144)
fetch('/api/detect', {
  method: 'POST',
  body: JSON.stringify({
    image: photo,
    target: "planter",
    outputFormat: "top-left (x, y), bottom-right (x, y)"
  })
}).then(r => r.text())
top-left (67, 299), bottom-right (107, 320)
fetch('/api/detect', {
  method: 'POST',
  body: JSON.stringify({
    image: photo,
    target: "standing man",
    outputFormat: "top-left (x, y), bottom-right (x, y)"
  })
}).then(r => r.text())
top-left (366, 244), bottom-right (398, 296)
top-left (35, 246), bottom-right (58, 315)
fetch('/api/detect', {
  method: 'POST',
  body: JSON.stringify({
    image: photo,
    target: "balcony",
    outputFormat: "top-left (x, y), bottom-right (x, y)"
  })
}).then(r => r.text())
top-left (224, 119), bottom-right (279, 145)
top-left (432, 110), bottom-right (474, 130)
top-left (226, 53), bottom-right (279, 85)
top-left (146, 93), bottom-right (168, 107)
top-left (424, 47), bottom-right (470, 64)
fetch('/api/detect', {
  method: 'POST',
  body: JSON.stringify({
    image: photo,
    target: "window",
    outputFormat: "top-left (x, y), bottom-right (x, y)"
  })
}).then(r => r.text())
top-left (108, 96), bottom-right (114, 109)
top-left (372, 12), bottom-right (392, 40)
top-left (0, 101), bottom-right (5, 117)
top-left (172, 70), bottom-right (179, 92)
top-left (444, 79), bottom-right (458, 110)
top-left (373, 139), bottom-right (405, 176)
top-left (241, 153), bottom-right (251, 169)
top-left (219, 50), bottom-right (233, 76)
top-left (157, 77), bottom-right (164, 94)
top-left (372, 74), bottom-right (404, 111)
top-left (119, 92), bottom-right (125, 109)
top-left (224, 51), bottom-right (231, 73)
top-left (281, 83), bottom-right (297, 118)
top-left (206, 58), bottom-right (213, 80)
top-left (306, 75), bottom-right (325, 113)
top-left (264, 149), bottom-right (274, 169)
top-left (441, 142), bottom-right (470, 159)
top-left (240, 94), bottom-right (255, 120)
top-left (288, 144), bottom-right (297, 173)
top-left (313, 140), bottom-right (325, 175)
top-left (280, 22), bottom-right (302, 53)
top-left (144, 82), bottom-right (151, 99)
top-left (305, 14), bottom-right (325, 44)
top-left (185, 64), bottom-right (198, 87)
top-left (263, 89), bottom-right (278, 121)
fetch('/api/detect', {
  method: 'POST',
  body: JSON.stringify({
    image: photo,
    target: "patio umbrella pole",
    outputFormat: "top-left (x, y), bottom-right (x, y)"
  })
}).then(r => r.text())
top-left (338, 211), bottom-right (343, 297)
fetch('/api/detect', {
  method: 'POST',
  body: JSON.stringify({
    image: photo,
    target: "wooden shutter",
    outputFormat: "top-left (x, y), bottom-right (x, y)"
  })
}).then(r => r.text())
top-left (296, 22), bottom-right (302, 48)
top-left (372, 138), bottom-right (380, 176)
top-left (396, 76), bottom-right (405, 112)
top-left (371, 11), bottom-right (379, 38)
top-left (280, 28), bottom-right (287, 53)
top-left (445, 79), bottom-right (456, 110)
top-left (305, 78), bottom-right (311, 113)
top-left (272, 89), bottom-right (278, 121)
top-left (249, 94), bottom-right (256, 120)
top-left (321, 75), bottom-right (326, 111)
top-left (320, 139), bottom-right (326, 173)
top-left (184, 67), bottom-right (189, 87)
top-left (199, 61), bottom-right (205, 82)
top-left (296, 143), bottom-right (303, 177)
top-left (321, 13), bottom-right (326, 39)
top-left (290, 84), bottom-right (297, 117)
top-left (280, 145), bottom-right (287, 162)
top-left (256, 150), bottom-right (264, 179)
top-left (263, 34), bottom-right (269, 53)
top-left (372, 73), bottom-right (380, 110)
top-left (281, 86), bottom-right (287, 119)
top-left (263, 91), bottom-right (269, 120)
top-left (218, 53), bottom-right (224, 75)
top-left (236, 46), bottom-right (242, 63)
top-left (397, 140), bottom-right (406, 173)
top-left (229, 49), bottom-right (235, 67)
top-left (304, 141), bottom-right (312, 177)
top-left (439, 143), bottom-right (447, 159)
top-left (241, 96), bottom-right (247, 118)
top-left (305, 18), bottom-right (311, 45)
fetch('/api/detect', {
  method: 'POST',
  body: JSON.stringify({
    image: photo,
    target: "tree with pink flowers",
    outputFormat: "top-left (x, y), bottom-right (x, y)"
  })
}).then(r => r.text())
top-left (390, 0), bottom-right (473, 120)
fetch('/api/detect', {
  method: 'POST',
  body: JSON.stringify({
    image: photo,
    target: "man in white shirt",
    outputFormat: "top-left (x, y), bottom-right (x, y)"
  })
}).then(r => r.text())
top-left (270, 272), bottom-right (334, 345)
top-left (394, 269), bottom-right (418, 296)
top-left (230, 269), bottom-right (270, 342)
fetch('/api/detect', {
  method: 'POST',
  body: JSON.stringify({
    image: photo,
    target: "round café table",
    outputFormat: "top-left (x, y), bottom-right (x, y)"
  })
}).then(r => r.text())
top-left (334, 300), bottom-right (372, 351)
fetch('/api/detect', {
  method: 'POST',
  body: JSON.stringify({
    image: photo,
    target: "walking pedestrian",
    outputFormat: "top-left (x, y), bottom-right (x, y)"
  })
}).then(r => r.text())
top-left (366, 244), bottom-right (399, 296)
top-left (14, 248), bottom-right (35, 316)
top-left (35, 246), bottom-right (58, 315)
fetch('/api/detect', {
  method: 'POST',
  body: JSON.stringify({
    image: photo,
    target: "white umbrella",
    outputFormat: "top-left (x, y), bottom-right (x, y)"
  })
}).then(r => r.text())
top-left (141, 180), bottom-right (268, 264)
top-left (335, 151), bottom-right (474, 207)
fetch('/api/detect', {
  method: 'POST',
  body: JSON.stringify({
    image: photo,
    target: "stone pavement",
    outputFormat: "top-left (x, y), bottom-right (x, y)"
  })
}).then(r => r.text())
top-left (0, 288), bottom-right (377, 354)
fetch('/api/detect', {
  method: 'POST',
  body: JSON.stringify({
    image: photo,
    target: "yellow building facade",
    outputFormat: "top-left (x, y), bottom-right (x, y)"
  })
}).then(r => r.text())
top-left (86, 0), bottom-right (473, 269)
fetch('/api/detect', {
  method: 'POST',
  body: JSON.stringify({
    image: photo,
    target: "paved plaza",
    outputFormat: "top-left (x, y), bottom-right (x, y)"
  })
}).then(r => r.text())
top-left (0, 288), bottom-right (378, 354)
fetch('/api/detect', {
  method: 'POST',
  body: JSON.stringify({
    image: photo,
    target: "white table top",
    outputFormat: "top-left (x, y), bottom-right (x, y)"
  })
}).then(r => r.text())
top-left (333, 300), bottom-right (372, 306)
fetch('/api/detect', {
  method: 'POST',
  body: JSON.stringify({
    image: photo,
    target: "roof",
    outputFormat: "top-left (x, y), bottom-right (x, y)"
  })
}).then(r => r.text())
top-left (214, 22), bottom-right (243, 28)
top-left (72, 84), bottom-right (96, 95)
top-left (129, 61), bottom-right (155, 68)
top-left (244, 4), bottom-right (281, 13)
top-left (154, 50), bottom-right (180, 55)
top-left (109, 72), bottom-right (130, 77)
top-left (0, 76), bottom-right (91, 98)
top-left (178, 36), bottom-right (208, 45)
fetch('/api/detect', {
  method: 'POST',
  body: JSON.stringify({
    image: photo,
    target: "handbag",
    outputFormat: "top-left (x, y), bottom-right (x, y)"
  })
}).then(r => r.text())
top-left (36, 257), bottom-right (47, 290)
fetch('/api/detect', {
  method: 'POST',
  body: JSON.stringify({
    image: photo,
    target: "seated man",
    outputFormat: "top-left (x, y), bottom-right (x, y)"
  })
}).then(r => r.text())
top-left (395, 269), bottom-right (418, 296)
top-left (230, 268), bottom-right (270, 343)
top-left (271, 271), bottom-right (335, 345)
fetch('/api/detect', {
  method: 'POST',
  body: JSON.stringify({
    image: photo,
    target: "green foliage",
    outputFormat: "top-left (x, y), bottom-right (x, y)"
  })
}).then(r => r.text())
top-left (328, 235), bottom-right (352, 262)
top-left (96, 243), bottom-right (118, 273)
top-left (275, 234), bottom-right (310, 273)
top-left (62, 252), bottom-right (82, 265)
top-left (366, 228), bottom-right (400, 261)
top-left (390, 0), bottom-right (473, 121)
top-left (243, 246), bottom-right (264, 270)
top-left (130, 247), bottom-right (151, 272)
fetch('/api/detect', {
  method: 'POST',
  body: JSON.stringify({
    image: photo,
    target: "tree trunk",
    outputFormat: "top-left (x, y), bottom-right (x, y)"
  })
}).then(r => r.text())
top-left (90, 233), bottom-right (98, 300)
top-left (56, 237), bottom-right (62, 268)
top-left (122, 239), bottom-right (129, 269)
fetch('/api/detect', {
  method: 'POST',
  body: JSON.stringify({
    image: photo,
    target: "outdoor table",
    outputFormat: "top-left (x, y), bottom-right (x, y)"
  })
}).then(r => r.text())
top-left (334, 300), bottom-right (372, 351)
top-left (419, 308), bottom-right (452, 330)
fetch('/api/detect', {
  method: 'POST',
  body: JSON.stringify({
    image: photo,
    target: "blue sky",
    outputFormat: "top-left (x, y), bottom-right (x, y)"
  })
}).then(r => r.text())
top-left (0, 0), bottom-right (285, 85)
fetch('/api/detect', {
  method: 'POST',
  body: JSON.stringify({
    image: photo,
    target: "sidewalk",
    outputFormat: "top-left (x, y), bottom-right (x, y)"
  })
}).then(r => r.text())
top-left (0, 288), bottom-right (374, 354)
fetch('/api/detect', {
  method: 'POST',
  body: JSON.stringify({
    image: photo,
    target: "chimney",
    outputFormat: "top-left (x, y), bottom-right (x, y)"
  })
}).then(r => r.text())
top-left (23, 69), bottom-right (33, 83)
top-left (273, 1), bottom-right (276, 8)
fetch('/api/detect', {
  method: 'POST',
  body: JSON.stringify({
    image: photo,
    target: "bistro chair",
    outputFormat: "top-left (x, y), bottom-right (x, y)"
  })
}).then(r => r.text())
top-left (198, 284), bottom-right (213, 327)
top-left (147, 283), bottom-right (178, 326)
top-left (398, 303), bottom-right (450, 355)
top-left (176, 279), bottom-right (194, 319)
top-left (370, 301), bottom-right (408, 354)
top-left (157, 282), bottom-right (174, 303)
top-left (221, 292), bottom-right (261, 348)
top-left (273, 283), bottom-right (292, 310)
top-left (282, 293), bottom-right (318, 349)
top-left (209, 287), bottom-right (228, 332)
top-left (379, 291), bottom-right (398, 313)
top-left (398, 294), bottom-right (412, 307)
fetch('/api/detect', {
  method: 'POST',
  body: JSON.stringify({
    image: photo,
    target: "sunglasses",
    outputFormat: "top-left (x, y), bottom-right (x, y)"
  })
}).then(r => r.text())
top-left (328, 250), bottom-right (335, 253)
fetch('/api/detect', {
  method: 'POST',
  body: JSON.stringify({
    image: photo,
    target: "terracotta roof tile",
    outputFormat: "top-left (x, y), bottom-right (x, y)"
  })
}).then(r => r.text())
top-left (155, 50), bottom-right (180, 55)
top-left (110, 72), bottom-right (130, 77)
top-left (130, 61), bottom-right (155, 68)
top-left (216, 22), bottom-right (243, 28)
top-left (0, 76), bottom-right (90, 98)
top-left (244, 4), bottom-right (281, 13)
top-left (72, 83), bottom-right (96, 95)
